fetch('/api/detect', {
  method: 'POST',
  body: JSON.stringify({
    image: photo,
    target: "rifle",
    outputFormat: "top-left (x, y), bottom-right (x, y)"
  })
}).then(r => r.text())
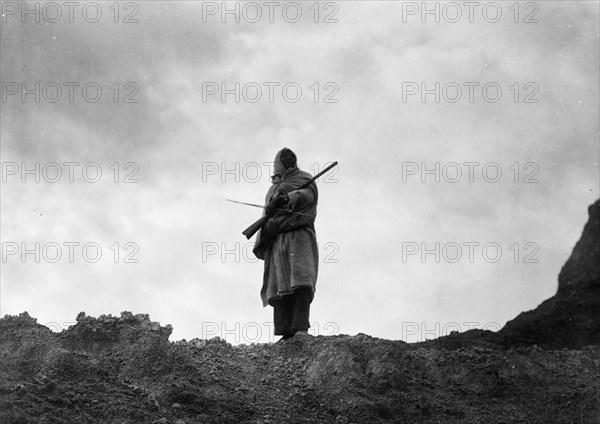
top-left (242, 161), bottom-right (338, 239)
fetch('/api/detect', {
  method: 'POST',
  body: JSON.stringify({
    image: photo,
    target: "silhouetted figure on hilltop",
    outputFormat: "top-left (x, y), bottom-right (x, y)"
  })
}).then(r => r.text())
top-left (253, 148), bottom-right (319, 341)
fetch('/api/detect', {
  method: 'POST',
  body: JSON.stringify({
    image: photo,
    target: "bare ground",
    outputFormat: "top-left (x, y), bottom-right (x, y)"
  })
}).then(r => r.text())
top-left (0, 311), bottom-right (598, 423)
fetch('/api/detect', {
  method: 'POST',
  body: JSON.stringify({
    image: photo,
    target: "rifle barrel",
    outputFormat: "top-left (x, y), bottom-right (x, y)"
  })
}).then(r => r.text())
top-left (300, 161), bottom-right (338, 189)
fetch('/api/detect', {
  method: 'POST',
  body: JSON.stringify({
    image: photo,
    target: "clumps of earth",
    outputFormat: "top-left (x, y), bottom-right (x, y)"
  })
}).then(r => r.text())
top-left (1, 200), bottom-right (599, 424)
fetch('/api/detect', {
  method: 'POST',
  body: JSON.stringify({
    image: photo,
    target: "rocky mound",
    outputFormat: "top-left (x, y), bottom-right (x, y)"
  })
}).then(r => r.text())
top-left (498, 199), bottom-right (600, 349)
top-left (1, 200), bottom-right (599, 423)
top-left (1, 311), bottom-right (599, 424)
top-left (418, 198), bottom-right (600, 351)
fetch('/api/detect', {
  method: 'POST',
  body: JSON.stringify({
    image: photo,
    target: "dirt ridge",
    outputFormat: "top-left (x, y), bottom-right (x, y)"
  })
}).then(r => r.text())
top-left (1, 199), bottom-right (599, 423)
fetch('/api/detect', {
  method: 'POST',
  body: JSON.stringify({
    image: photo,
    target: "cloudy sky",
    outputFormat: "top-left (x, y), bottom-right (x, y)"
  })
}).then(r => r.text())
top-left (1, 1), bottom-right (598, 343)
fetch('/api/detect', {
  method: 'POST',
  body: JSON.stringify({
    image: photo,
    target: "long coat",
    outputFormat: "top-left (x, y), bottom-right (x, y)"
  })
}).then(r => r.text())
top-left (253, 153), bottom-right (319, 307)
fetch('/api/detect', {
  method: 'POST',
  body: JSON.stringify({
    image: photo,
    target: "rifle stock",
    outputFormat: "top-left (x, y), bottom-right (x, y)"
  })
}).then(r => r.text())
top-left (241, 161), bottom-right (338, 240)
top-left (242, 215), bottom-right (269, 239)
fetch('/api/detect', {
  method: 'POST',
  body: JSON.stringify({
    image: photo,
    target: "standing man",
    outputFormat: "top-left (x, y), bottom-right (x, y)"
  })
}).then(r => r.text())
top-left (253, 148), bottom-right (319, 340)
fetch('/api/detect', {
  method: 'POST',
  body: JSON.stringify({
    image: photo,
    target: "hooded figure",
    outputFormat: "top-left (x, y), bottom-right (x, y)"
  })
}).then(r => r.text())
top-left (253, 148), bottom-right (319, 339)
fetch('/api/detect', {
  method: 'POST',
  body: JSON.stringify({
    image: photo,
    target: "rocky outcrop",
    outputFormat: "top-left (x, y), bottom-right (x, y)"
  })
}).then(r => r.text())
top-left (558, 200), bottom-right (600, 295)
top-left (499, 199), bottom-right (600, 349)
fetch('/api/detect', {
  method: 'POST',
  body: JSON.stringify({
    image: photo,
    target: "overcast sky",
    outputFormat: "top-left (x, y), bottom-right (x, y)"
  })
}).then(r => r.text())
top-left (1, 1), bottom-right (598, 343)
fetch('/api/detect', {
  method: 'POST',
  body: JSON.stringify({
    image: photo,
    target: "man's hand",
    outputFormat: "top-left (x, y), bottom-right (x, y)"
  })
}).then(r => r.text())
top-left (265, 191), bottom-right (289, 217)
top-left (263, 218), bottom-right (278, 237)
